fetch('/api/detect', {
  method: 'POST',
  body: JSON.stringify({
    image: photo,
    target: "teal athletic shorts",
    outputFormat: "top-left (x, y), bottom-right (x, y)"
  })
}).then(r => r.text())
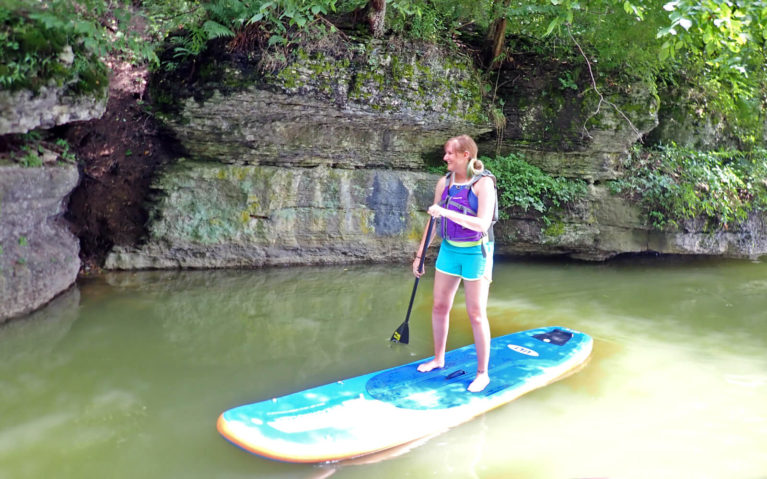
top-left (435, 240), bottom-right (494, 282)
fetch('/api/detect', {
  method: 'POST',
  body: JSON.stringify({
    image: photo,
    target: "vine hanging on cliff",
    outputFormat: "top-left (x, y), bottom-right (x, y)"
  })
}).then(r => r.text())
top-left (565, 25), bottom-right (641, 142)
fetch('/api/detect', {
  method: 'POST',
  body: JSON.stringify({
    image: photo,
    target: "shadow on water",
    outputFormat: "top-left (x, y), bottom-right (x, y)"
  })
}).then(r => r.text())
top-left (0, 258), bottom-right (766, 478)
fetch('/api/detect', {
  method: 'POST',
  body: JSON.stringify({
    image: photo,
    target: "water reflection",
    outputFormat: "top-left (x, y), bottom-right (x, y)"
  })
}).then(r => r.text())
top-left (0, 258), bottom-right (765, 478)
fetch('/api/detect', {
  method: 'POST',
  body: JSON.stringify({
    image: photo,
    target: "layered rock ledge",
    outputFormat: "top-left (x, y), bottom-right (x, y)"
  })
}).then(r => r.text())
top-left (0, 85), bottom-right (106, 135)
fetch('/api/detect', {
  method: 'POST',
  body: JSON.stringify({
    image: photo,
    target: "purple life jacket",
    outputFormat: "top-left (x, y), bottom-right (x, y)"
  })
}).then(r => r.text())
top-left (438, 170), bottom-right (498, 243)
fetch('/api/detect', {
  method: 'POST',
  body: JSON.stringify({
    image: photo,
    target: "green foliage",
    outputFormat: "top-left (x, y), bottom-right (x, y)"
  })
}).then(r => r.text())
top-left (481, 152), bottom-right (588, 224)
top-left (558, 71), bottom-right (578, 90)
top-left (508, 0), bottom-right (767, 146)
top-left (651, 0), bottom-right (767, 146)
top-left (0, 0), bottom-right (121, 94)
top-left (158, 0), bottom-right (343, 69)
top-left (609, 144), bottom-right (767, 230)
top-left (54, 139), bottom-right (77, 163)
top-left (656, 0), bottom-right (765, 69)
top-left (18, 147), bottom-right (42, 167)
top-left (254, 0), bottom-right (340, 30)
top-left (4, 131), bottom-right (78, 167)
top-left (387, 0), bottom-right (452, 41)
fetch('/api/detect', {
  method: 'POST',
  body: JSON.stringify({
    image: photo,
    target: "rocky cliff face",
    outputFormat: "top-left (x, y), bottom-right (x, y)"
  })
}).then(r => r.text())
top-left (0, 165), bottom-right (80, 322)
top-left (107, 39), bottom-right (491, 268)
top-left (494, 186), bottom-right (767, 261)
top-left (0, 55), bottom-right (106, 321)
top-left (104, 37), bottom-right (767, 269)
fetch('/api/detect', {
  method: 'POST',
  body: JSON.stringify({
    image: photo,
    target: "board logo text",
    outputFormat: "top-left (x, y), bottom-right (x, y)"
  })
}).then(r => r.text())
top-left (507, 344), bottom-right (539, 357)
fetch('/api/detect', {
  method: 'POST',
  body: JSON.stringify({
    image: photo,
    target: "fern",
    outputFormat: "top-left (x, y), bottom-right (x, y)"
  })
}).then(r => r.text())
top-left (202, 20), bottom-right (235, 39)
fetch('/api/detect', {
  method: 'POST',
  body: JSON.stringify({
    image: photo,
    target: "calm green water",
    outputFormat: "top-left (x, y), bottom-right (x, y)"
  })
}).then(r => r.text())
top-left (1, 257), bottom-right (766, 479)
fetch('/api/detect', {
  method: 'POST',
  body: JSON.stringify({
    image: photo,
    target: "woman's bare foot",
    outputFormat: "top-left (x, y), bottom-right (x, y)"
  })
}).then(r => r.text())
top-left (467, 372), bottom-right (490, 392)
top-left (417, 359), bottom-right (444, 373)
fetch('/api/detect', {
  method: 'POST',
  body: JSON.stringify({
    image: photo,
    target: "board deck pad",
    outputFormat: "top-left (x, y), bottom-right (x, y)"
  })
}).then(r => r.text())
top-left (217, 326), bottom-right (592, 463)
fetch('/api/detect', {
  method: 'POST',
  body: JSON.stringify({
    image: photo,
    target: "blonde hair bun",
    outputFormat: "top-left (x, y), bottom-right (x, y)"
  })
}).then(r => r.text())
top-left (468, 157), bottom-right (484, 178)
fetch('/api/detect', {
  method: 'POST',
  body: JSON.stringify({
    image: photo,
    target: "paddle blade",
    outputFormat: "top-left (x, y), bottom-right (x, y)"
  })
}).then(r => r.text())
top-left (390, 321), bottom-right (410, 344)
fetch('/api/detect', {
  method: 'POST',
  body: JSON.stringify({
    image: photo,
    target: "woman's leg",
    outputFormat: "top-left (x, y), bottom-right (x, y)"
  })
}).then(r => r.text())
top-left (418, 270), bottom-right (461, 372)
top-left (464, 277), bottom-right (491, 392)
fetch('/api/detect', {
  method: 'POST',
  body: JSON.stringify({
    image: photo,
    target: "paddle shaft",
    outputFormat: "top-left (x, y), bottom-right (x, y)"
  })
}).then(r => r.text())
top-left (403, 217), bottom-right (435, 325)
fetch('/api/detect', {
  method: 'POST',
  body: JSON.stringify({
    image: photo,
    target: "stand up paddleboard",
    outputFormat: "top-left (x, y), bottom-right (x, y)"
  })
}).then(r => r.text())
top-left (217, 326), bottom-right (592, 463)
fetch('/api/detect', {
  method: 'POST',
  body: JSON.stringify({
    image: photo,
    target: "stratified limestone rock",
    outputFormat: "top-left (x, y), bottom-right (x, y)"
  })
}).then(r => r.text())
top-left (482, 66), bottom-right (659, 181)
top-left (165, 89), bottom-right (480, 170)
top-left (106, 39), bottom-right (487, 269)
top-left (496, 185), bottom-right (767, 260)
top-left (0, 165), bottom-right (80, 322)
top-left (105, 162), bottom-right (438, 269)
top-left (0, 85), bottom-right (106, 135)
top-left (153, 40), bottom-right (491, 170)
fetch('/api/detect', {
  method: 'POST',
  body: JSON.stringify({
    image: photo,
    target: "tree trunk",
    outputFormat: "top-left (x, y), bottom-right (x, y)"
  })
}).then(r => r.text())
top-left (487, 18), bottom-right (507, 68)
top-left (486, 0), bottom-right (511, 69)
top-left (368, 0), bottom-right (386, 38)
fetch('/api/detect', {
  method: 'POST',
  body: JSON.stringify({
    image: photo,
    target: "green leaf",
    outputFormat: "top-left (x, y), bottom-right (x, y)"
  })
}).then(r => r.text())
top-left (267, 34), bottom-right (286, 46)
top-left (659, 40), bottom-right (671, 61)
top-left (544, 16), bottom-right (562, 36)
top-left (292, 13), bottom-right (307, 27)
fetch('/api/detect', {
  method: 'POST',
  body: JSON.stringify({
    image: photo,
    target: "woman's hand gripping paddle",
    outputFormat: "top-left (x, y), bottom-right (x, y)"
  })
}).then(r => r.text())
top-left (391, 217), bottom-right (436, 344)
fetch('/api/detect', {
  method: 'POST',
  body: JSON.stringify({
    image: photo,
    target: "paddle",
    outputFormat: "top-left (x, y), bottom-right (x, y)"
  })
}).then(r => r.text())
top-left (391, 216), bottom-right (436, 344)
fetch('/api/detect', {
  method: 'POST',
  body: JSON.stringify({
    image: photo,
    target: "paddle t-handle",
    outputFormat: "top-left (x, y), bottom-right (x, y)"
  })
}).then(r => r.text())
top-left (391, 216), bottom-right (436, 344)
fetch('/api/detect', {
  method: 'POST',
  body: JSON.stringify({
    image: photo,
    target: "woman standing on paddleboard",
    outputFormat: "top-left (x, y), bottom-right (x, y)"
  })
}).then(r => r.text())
top-left (412, 134), bottom-right (497, 393)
